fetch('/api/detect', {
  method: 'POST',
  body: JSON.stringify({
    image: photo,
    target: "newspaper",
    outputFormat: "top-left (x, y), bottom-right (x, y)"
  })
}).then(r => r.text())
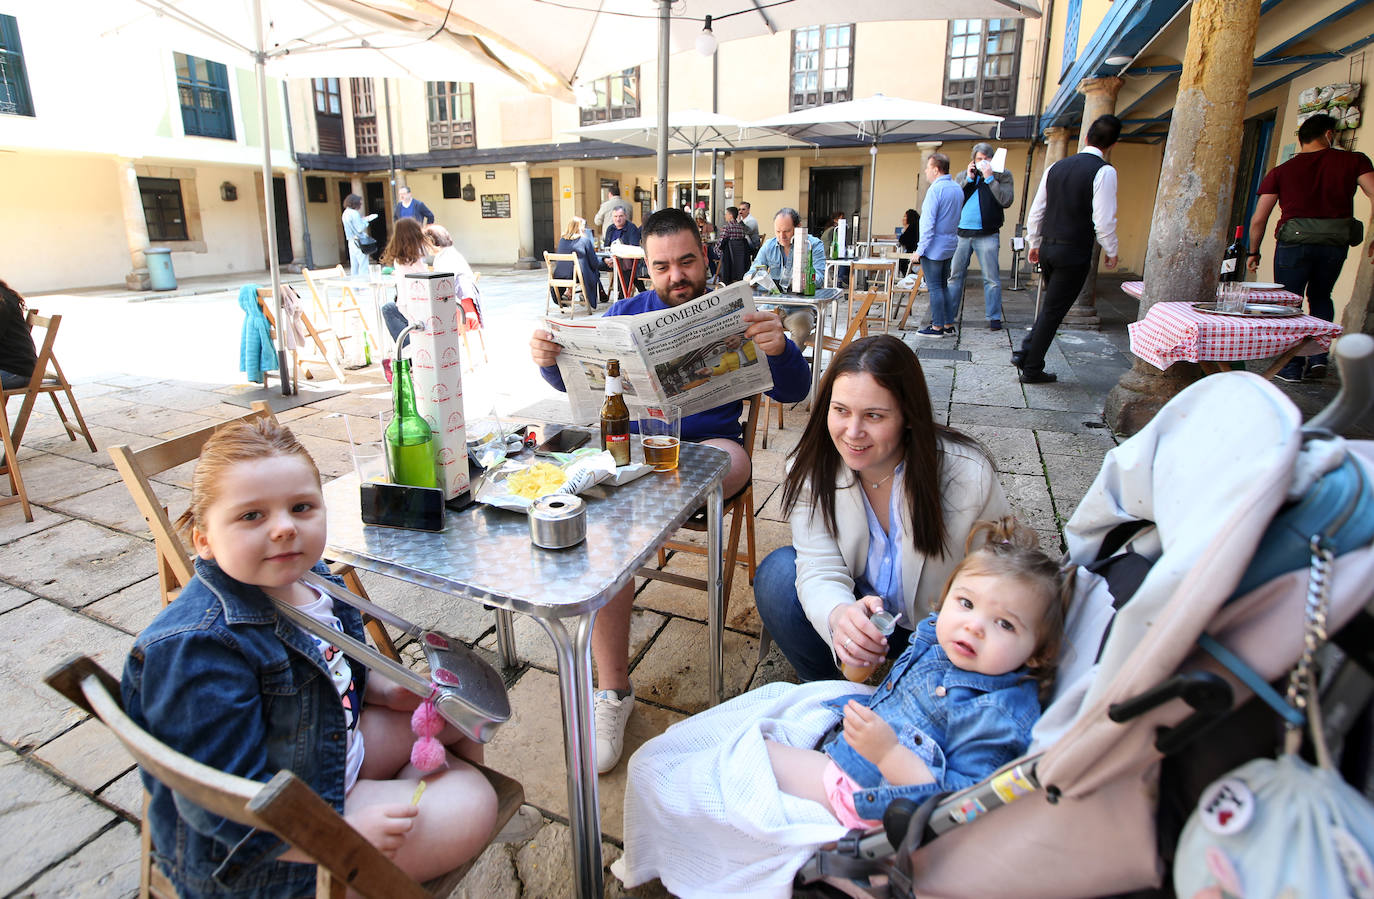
top-left (544, 280), bottom-right (774, 421)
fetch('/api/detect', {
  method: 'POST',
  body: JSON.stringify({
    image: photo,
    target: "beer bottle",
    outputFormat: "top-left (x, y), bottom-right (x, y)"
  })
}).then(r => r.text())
top-left (385, 358), bottom-right (439, 488)
top-left (804, 252), bottom-right (817, 297)
top-left (600, 358), bottom-right (631, 466)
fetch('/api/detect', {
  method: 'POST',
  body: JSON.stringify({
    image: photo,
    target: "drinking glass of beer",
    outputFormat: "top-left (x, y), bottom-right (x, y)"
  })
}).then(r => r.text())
top-left (637, 403), bottom-right (681, 472)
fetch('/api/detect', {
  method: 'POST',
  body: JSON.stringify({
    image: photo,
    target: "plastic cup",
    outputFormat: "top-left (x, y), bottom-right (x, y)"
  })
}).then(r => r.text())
top-left (338, 413), bottom-right (390, 482)
top-left (637, 403), bottom-right (681, 472)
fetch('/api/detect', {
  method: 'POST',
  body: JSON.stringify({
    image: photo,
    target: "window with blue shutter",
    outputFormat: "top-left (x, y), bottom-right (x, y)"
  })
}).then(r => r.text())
top-left (175, 52), bottom-right (234, 140)
top-left (1061, 0), bottom-right (1083, 81)
top-left (0, 15), bottom-right (34, 117)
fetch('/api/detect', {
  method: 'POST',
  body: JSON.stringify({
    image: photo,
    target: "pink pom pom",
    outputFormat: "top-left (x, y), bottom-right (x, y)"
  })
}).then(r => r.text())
top-left (410, 701), bottom-right (444, 738)
top-left (410, 736), bottom-right (446, 772)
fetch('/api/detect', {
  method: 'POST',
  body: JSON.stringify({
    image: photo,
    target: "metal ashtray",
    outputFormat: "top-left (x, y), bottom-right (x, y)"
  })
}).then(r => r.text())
top-left (529, 494), bottom-right (586, 549)
top-left (1192, 302), bottom-right (1301, 318)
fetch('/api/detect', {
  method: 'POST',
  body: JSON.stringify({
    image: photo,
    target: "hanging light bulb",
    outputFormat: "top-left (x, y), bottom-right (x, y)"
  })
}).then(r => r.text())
top-left (696, 15), bottom-right (718, 56)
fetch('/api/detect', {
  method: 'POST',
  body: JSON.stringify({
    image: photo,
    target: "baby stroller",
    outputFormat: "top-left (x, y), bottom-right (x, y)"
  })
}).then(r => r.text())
top-left (795, 344), bottom-right (1374, 897)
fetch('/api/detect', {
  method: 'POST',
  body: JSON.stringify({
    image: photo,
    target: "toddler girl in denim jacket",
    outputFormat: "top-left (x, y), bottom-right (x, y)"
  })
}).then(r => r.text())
top-left (767, 517), bottom-right (1073, 829)
top-left (122, 418), bottom-right (496, 898)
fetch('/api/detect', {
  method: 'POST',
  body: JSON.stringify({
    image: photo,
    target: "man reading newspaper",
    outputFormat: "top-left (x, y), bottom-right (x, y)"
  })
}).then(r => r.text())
top-left (528, 207), bottom-right (811, 775)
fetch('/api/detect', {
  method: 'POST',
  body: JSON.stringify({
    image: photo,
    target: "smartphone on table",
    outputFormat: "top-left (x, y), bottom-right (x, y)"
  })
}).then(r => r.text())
top-left (533, 428), bottom-right (591, 456)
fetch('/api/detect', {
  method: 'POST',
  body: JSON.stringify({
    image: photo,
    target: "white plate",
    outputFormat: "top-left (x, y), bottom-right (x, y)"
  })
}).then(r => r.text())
top-left (1246, 281), bottom-right (1284, 290)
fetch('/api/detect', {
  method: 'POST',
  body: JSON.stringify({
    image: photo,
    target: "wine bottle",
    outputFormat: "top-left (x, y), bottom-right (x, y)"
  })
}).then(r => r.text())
top-left (1220, 225), bottom-right (1243, 282)
top-left (804, 251), bottom-right (817, 297)
top-left (600, 359), bottom-right (631, 467)
top-left (385, 358), bottom-right (438, 488)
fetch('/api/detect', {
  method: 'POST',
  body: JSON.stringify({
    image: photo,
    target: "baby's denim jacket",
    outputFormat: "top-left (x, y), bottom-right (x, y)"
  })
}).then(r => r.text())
top-left (821, 613), bottom-right (1040, 820)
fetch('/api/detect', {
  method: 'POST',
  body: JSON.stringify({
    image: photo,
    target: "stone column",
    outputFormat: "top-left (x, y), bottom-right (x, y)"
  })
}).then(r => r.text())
top-left (1042, 126), bottom-right (1074, 169)
top-left (914, 140), bottom-right (943, 208)
top-left (350, 176), bottom-right (363, 197)
top-left (1062, 77), bottom-right (1123, 330)
top-left (1340, 212), bottom-right (1374, 335)
top-left (513, 161), bottom-right (537, 270)
top-left (1105, 0), bottom-right (1261, 435)
top-left (282, 167), bottom-right (307, 271)
top-left (116, 159), bottom-right (152, 290)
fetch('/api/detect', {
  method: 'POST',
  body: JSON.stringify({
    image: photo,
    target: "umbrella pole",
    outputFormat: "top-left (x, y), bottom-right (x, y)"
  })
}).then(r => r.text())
top-left (866, 143), bottom-right (877, 246)
top-left (655, 0), bottom-right (669, 209)
top-left (253, 0), bottom-right (290, 395)
top-left (690, 149), bottom-right (697, 213)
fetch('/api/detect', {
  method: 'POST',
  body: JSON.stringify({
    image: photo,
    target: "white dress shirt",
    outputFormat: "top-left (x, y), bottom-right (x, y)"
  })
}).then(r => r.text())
top-left (1026, 146), bottom-right (1119, 257)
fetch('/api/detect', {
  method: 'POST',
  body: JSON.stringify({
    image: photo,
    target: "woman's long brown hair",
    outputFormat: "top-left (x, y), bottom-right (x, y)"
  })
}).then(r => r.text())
top-left (382, 217), bottom-right (427, 266)
top-left (780, 334), bottom-right (986, 559)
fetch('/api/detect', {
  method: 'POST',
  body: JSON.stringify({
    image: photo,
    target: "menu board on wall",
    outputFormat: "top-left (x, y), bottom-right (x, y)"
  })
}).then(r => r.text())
top-left (480, 194), bottom-right (512, 218)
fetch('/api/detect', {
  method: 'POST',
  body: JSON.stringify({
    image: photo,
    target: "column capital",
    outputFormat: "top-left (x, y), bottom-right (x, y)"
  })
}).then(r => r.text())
top-left (510, 161), bottom-right (529, 170)
top-left (915, 141), bottom-right (943, 151)
top-left (1043, 126), bottom-right (1074, 141)
top-left (1077, 76), bottom-right (1123, 101)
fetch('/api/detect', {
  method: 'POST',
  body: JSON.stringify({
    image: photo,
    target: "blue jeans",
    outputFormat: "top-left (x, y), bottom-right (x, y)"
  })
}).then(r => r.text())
top-left (348, 240), bottom-right (370, 277)
top-left (1, 369), bottom-right (30, 389)
top-left (947, 233), bottom-right (1003, 322)
top-left (381, 301), bottom-right (410, 352)
top-left (920, 256), bottom-right (954, 328)
top-left (1274, 241), bottom-right (1346, 364)
top-left (754, 547), bottom-right (911, 682)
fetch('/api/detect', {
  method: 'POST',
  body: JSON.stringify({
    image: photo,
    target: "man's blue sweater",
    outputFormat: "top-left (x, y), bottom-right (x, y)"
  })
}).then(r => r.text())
top-left (540, 289), bottom-right (812, 443)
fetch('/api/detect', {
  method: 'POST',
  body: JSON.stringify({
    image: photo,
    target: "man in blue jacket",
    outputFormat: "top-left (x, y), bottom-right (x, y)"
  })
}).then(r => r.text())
top-left (948, 143), bottom-right (1015, 330)
top-left (529, 208), bottom-right (811, 775)
top-left (393, 185), bottom-right (435, 225)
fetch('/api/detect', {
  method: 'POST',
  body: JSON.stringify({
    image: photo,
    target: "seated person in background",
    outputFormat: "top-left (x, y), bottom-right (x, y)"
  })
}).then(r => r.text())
top-left (528, 208), bottom-right (812, 775)
top-left (554, 217), bottom-right (607, 308)
top-left (696, 211), bottom-right (720, 278)
top-left (601, 207), bottom-right (643, 292)
top-left (0, 279), bottom-right (37, 390)
top-left (897, 208), bottom-right (920, 276)
top-left (380, 219), bottom-right (430, 351)
top-left (424, 224), bottom-right (482, 327)
top-left (751, 207), bottom-right (826, 348)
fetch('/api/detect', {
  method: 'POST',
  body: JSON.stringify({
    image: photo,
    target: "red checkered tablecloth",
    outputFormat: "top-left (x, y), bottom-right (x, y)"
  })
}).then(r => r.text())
top-left (1120, 281), bottom-right (1303, 307)
top-left (1128, 302), bottom-right (1342, 370)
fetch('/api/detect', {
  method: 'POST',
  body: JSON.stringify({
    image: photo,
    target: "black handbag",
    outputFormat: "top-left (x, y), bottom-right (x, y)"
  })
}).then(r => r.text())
top-left (355, 233), bottom-right (380, 256)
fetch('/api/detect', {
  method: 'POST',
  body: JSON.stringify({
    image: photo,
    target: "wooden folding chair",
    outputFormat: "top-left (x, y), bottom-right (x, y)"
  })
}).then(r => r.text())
top-left (543, 252), bottom-right (591, 317)
top-left (46, 655), bottom-right (524, 899)
top-left (107, 401), bottom-right (399, 660)
top-left (0, 393), bottom-right (32, 521)
top-left (847, 261), bottom-right (897, 335)
top-left (891, 264), bottom-right (926, 330)
top-left (2, 311), bottom-right (97, 454)
top-left (256, 288), bottom-right (349, 385)
top-left (637, 395), bottom-right (762, 606)
top-left (301, 266), bottom-right (375, 366)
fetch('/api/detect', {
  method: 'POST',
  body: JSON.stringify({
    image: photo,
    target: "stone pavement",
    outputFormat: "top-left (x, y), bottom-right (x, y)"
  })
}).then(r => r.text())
top-left (0, 268), bottom-right (1348, 897)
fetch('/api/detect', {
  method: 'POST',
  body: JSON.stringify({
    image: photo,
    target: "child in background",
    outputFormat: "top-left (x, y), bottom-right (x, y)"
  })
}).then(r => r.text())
top-left (766, 516), bottom-right (1072, 829)
top-left (122, 418), bottom-right (496, 898)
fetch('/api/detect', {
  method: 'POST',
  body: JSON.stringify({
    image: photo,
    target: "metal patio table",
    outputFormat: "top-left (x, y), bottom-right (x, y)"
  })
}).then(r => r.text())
top-left (755, 287), bottom-right (844, 405)
top-left (321, 440), bottom-right (729, 899)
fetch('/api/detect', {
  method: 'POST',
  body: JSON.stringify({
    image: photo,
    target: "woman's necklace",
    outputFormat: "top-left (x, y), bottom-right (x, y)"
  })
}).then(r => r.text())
top-left (865, 468), bottom-right (897, 490)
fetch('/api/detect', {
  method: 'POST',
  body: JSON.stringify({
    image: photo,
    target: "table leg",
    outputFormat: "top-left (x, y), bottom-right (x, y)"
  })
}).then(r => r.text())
top-left (1260, 345), bottom-right (1305, 380)
top-left (806, 305), bottom-right (828, 412)
top-left (494, 607), bottom-right (519, 668)
top-left (534, 611), bottom-right (603, 899)
top-left (706, 481), bottom-right (725, 705)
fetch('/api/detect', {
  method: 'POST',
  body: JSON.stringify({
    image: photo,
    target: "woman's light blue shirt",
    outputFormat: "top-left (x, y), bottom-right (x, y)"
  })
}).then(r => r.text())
top-left (859, 463), bottom-right (905, 615)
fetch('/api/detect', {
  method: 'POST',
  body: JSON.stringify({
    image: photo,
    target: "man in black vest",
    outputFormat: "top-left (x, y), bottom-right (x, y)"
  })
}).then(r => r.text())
top-left (1014, 115), bottom-right (1122, 383)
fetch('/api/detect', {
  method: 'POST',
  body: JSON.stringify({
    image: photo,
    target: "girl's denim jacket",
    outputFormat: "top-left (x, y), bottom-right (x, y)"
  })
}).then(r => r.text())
top-left (122, 558), bottom-right (368, 898)
top-left (821, 613), bottom-right (1040, 820)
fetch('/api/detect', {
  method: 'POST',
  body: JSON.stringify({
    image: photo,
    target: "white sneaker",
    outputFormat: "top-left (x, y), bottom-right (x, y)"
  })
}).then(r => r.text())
top-left (594, 687), bottom-right (635, 774)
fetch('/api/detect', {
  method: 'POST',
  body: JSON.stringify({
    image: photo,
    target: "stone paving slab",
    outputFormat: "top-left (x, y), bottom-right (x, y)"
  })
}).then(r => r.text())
top-left (32, 719), bottom-right (136, 794)
top-left (0, 750), bottom-right (119, 895)
top-left (97, 770), bottom-right (144, 820)
top-left (24, 423), bottom-right (142, 466)
top-left (83, 403), bottom-right (216, 440)
top-left (1035, 427), bottom-right (1119, 459)
top-left (0, 501), bottom-right (67, 544)
top-left (111, 381), bottom-right (233, 411)
top-left (81, 577), bottom-right (162, 636)
top-left (631, 618), bottom-right (760, 715)
top-left (0, 519), bottom-right (155, 609)
top-left (958, 424), bottom-right (1041, 475)
top-left (948, 402), bottom-right (1107, 433)
top-left (950, 363), bottom-right (1030, 408)
top-left (350, 568), bottom-right (500, 645)
top-left (0, 599), bottom-right (135, 748)
top-left (996, 472), bottom-right (1058, 532)
top-left (483, 668), bottom-right (685, 838)
top-left (0, 582), bottom-right (37, 615)
top-left (8, 453), bottom-right (121, 504)
top-left (13, 820), bottom-right (142, 899)
top-left (49, 479), bottom-right (189, 540)
top-left (1043, 453), bottom-right (1102, 521)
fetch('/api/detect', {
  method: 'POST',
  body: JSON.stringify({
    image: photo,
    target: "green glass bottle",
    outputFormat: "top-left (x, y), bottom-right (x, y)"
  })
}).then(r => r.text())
top-left (385, 358), bottom-right (439, 489)
top-left (804, 252), bottom-right (817, 297)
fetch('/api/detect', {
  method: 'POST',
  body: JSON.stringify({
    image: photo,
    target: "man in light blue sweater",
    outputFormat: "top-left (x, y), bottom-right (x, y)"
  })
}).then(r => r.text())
top-left (915, 153), bottom-right (963, 336)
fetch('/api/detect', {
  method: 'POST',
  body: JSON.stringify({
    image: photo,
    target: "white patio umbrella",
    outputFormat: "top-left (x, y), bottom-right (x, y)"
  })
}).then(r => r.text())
top-left (569, 109), bottom-right (816, 211)
top-left (751, 93), bottom-right (1005, 242)
top-left (93, 0), bottom-right (561, 392)
top-left (361, 0), bottom-right (1041, 211)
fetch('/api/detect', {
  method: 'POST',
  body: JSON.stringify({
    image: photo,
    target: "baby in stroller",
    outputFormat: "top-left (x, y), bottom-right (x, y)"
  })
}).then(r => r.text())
top-left (616, 518), bottom-right (1073, 896)
top-left (767, 517), bottom-right (1073, 831)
